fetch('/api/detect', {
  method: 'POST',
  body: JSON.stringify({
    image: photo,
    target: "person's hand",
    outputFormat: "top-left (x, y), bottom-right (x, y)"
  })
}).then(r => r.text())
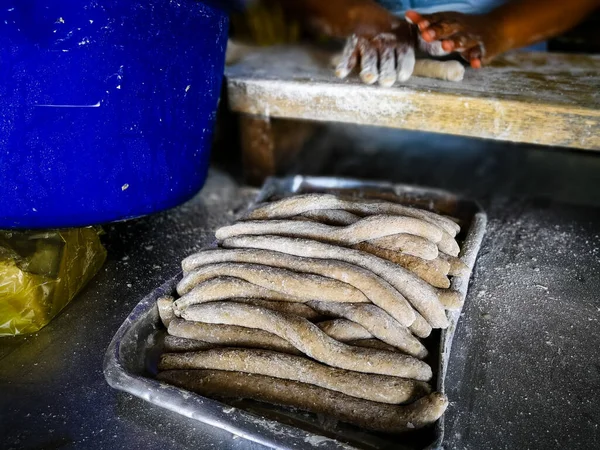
top-left (334, 21), bottom-right (450, 87)
top-left (405, 10), bottom-right (502, 68)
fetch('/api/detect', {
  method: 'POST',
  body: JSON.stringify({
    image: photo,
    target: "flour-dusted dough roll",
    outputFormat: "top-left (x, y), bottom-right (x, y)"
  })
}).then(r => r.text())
top-left (297, 209), bottom-right (361, 226)
top-left (163, 335), bottom-right (218, 353)
top-left (439, 253), bottom-right (470, 277)
top-left (168, 319), bottom-right (302, 355)
top-left (409, 312), bottom-right (433, 338)
top-left (181, 248), bottom-right (416, 327)
top-left (159, 348), bottom-right (431, 404)
top-left (348, 338), bottom-right (402, 352)
top-left (354, 242), bottom-right (451, 288)
top-left (157, 295), bottom-right (176, 327)
top-left (176, 263), bottom-right (369, 308)
top-left (158, 370), bottom-right (448, 433)
top-left (231, 298), bottom-right (322, 320)
top-left (437, 289), bottom-right (464, 310)
top-left (244, 194), bottom-right (460, 236)
top-left (316, 322), bottom-right (406, 352)
top-left (365, 234), bottom-right (439, 260)
top-left (317, 319), bottom-right (372, 341)
top-left (174, 277), bottom-right (304, 311)
top-left (216, 216), bottom-right (445, 248)
top-left (180, 302), bottom-right (432, 380)
top-left (413, 59), bottom-right (465, 82)
top-left (307, 301), bottom-right (427, 358)
top-left (222, 235), bottom-right (449, 329)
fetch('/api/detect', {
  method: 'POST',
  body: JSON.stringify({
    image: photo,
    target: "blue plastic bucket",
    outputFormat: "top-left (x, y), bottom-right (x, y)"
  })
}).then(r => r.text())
top-left (0, 1), bottom-right (229, 229)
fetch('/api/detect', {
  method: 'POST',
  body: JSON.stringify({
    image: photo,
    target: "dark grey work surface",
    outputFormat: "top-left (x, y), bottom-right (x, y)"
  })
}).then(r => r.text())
top-left (2, 129), bottom-right (600, 450)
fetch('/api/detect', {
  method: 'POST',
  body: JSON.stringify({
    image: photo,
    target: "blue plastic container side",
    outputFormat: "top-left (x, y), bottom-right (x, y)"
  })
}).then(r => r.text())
top-left (0, 1), bottom-right (229, 229)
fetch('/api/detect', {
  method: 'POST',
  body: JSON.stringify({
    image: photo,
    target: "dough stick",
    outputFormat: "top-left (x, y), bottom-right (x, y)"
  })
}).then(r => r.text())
top-left (366, 234), bottom-right (439, 260)
top-left (353, 242), bottom-right (451, 288)
top-left (439, 253), bottom-right (470, 277)
top-left (366, 232), bottom-right (460, 258)
top-left (168, 318), bottom-right (401, 355)
top-left (317, 319), bottom-right (372, 341)
top-left (438, 233), bottom-right (461, 256)
top-left (159, 349), bottom-right (431, 404)
top-left (315, 321), bottom-right (404, 352)
top-left (175, 263), bottom-right (369, 308)
top-left (183, 274), bottom-right (429, 337)
top-left (307, 302), bottom-right (427, 358)
top-left (291, 213), bottom-right (451, 260)
top-left (158, 370), bottom-right (448, 433)
top-left (222, 236), bottom-right (449, 329)
top-left (298, 210), bottom-right (452, 251)
top-left (413, 59), bottom-right (465, 82)
top-left (437, 289), bottom-right (464, 310)
top-left (297, 209), bottom-right (361, 226)
top-left (175, 278), bottom-right (378, 321)
top-left (349, 339), bottom-right (401, 352)
top-left (180, 248), bottom-right (416, 327)
top-left (287, 208), bottom-right (457, 257)
top-left (317, 322), bottom-right (419, 351)
top-left (409, 312), bottom-right (433, 339)
top-left (157, 296), bottom-right (176, 327)
top-left (231, 298), bottom-right (322, 320)
top-left (180, 302), bottom-right (432, 380)
top-left (163, 335), bottom-right (218, 353)
top-left (175, 277), bottom-right (303, 308)
top-left (245, 194), bottom-right (460, 236)
top-left (215, 216), bottom-right (444, 247)
top-left (168, 319), bottom-right (303, 355)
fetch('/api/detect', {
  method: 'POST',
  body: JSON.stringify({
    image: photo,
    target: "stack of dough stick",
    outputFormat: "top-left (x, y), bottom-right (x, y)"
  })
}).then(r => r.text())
top-left (157, 193), bottom-right (470, 435)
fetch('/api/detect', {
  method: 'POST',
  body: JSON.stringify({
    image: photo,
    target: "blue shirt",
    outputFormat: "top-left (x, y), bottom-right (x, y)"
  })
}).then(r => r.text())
top-left (376, 0), bottom-right (505, 14)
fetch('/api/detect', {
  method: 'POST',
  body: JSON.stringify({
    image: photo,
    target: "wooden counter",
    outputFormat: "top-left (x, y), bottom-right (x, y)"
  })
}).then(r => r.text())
top-left (225, 45), bottom-right (600, 182)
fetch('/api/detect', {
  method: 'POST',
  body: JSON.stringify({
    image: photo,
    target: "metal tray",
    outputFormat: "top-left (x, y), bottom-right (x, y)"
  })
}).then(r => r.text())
top-left (103, 175), bottom-right (487, 450)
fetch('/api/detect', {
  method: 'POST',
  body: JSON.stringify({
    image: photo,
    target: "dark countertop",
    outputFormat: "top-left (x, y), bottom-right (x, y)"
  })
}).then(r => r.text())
top-left (1, 130), bottom-right (600, 450)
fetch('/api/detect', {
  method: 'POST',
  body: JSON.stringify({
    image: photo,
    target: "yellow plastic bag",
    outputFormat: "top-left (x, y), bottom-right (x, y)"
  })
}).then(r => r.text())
top-left (0, 227), bottom-right (107, 337)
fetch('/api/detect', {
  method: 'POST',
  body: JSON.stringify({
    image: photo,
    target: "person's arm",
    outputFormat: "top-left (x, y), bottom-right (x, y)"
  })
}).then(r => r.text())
top-left (406, 0), bottom-right (600, 67)
top-left (277, 0), bottom-right (400, 38)
top-left (276, 0), bottom-right (447, 86)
